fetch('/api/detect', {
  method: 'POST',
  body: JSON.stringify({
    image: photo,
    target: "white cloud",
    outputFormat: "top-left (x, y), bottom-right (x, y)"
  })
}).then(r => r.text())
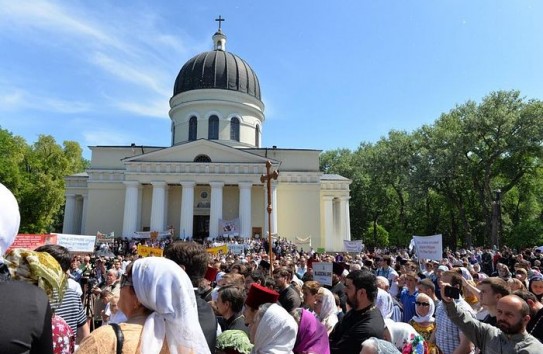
top-left (0, 87), bottom-right (90, 114)
top-left (115, 99), bottom-right (170, 119)
top-left (0, 0), bottom-right (195, 115)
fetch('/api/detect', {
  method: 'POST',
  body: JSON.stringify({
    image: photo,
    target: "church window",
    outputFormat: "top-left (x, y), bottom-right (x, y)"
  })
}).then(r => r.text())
top-left (255, 124), bottom-right (260, 147)
top-left (189, 116), bottom-right (197, 141)
top-left (230, 117), bottom-right (240, 141)
top-left (208, 115), bottom-right (219, 140)
top-left (194, 154), bottom-right (211, 163)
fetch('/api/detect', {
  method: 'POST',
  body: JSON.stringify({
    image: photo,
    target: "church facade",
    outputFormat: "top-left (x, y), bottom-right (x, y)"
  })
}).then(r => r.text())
top-left (62, 25), bottom-right (351, 251)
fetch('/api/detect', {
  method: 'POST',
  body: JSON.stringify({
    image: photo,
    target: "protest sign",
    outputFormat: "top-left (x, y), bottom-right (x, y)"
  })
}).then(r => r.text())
top-left (137, 244), bottom-right (164, 257)
top-left (312, 262), bottom-right (333, 286)
top-left (56, 234), bottom-right (96, 253)
top-left (343, 240), bottom-right (363, 253)
top-left (412, 234), bottom-right (443, 261)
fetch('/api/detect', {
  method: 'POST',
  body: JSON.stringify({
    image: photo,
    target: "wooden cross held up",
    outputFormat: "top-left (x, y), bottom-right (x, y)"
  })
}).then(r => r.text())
top-left (260, 160), bottom-right (279, 277)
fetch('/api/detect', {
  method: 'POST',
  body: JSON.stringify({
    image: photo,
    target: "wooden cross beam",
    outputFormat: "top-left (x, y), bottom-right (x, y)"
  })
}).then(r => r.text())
top-left (260, 160), bottom-right (279, 276)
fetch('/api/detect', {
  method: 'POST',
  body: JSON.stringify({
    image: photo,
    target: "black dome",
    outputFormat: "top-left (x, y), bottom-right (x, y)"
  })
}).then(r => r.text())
top-left (173, 50), bottom-right (261, 100)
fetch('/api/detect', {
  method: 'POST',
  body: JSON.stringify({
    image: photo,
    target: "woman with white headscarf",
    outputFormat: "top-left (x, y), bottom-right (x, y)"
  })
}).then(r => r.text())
top-left (250, 303), bottom-right (298, 354)
top-left (314, 287), bottom-right (338, 335)
top-left (77, 257), bottom-right (210, 354)
top-left (408, 293), bottom-right (440, 354)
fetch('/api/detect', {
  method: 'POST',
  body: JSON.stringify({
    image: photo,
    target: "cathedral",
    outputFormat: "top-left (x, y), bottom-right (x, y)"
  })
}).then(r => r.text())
top-left (62, 22), bottom-right (351, 251)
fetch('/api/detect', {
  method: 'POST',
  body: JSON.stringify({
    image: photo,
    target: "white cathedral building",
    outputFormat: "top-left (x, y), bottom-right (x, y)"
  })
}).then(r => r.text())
top-left (62, 24), bottom-right (351, 251)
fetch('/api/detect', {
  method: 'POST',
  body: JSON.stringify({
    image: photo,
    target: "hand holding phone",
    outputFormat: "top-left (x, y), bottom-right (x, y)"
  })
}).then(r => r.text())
top-left (444, 285), bottom-right (460, 299)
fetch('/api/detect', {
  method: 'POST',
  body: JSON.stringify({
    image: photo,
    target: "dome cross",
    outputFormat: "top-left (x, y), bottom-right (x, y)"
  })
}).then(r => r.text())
top-left (215, 15), bottom-right (225, 30)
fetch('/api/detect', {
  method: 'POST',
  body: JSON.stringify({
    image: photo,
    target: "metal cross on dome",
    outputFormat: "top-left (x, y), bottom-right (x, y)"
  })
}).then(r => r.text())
top-left (215, 15), bottom-right (225, 30)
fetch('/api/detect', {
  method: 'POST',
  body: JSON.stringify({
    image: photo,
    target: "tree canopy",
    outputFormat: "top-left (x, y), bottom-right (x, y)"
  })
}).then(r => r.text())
top-left (0, 127), bottom-right (88, 233)
top-left (321, 90), bottom-right (543, 249)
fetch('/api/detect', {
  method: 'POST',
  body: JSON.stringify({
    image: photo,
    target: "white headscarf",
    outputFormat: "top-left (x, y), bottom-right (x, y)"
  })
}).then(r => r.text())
top-left (411, 294), bottom-right (435, 323)
top-left (317, 287), bottom-right (337, 322)
top-left (251, 303), bottom-right (298, 354)
top-left (131, 257), bottom-right (211, 354)
top-left (0, 183), bottom-right (20, 259)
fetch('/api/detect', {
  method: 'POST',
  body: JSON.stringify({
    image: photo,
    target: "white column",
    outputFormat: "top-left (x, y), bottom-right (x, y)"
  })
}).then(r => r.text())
top-left (323, 196), bottom-right (334, 251)
top-left (340, 196), bottom-right (351, 241)
top-left (81, 195), bottom-right (88, 235)
top-left (180, 181), bottom-right (195, 239)
top-left (271, 182), bottom-right (278, 235)
top-left (209, 182), bottom-right (224, 238)
top-left (122, 181), bottom-right (140, 237)
top-left (150, 181), bottom-right (167, 232)
top-left (62, 194), bottom-right (76, 234)
top-left (239, 182), bottom-right (252, 238)
top-left (73, 196), bottom-right (83, 234)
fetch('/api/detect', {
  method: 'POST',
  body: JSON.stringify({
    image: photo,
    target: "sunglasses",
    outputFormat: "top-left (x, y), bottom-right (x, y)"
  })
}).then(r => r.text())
top-left (121, 273), bottom-right (133, 288)
top-left (415, 301), bottom-right (430, 307)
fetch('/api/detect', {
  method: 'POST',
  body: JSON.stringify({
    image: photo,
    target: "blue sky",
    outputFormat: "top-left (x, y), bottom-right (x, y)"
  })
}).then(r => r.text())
top-left (1, 1), bottom-right (542, 159)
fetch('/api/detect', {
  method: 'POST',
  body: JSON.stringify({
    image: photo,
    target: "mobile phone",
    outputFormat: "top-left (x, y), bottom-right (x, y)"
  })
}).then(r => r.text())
top-left (444, 285), bottom-right (460, 299)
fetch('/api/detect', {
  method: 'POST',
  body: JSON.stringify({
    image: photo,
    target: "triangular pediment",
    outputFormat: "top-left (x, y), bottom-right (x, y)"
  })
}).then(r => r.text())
top-left (123, 139), bottom-right (277, 164)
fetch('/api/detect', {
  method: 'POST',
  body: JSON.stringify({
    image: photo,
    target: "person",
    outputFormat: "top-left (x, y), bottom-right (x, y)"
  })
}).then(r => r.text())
top-left (301, 280), bottom-right (321, 312)
top-left (441, 283), bottom-right (543, 353)
top-left (409, 293), bottom-right (439, 354)
top-left (5, 248), bottom-right (75, 354)
top-left (164, 241), bottom-right (218, 352)
top-left (292, 307), bottom-right (331, 354)
top-left (314, 287), bottom-right (339, 334)
top-left (329, 269), bottom-right (385, 354)
top-left (375, 256), bottom-right (399, 298)
top-left (273, 267), bottom-right (302, 313)
top-left (398, 272), bottom-right (419, 323)
top-left (243, 283), bottom-right (280, 327)
top-left (475, 277), bottom-right (510, 326)
top-left (528, 274), bottom-right (543, 301)
top-left (0, 183), bottom-right (54, 353)
top-left (513, 290), bottom-right (543, 343)
top-left (217, 285), bottom-right (249, 335)
top-left (34, 244), bottom-right (90, 344)
top-left (249, 303), bottom-right (298, 353)
top-left (383, 319), bottom-right (425, 353)
top-left (417, 278), bottom-right (439, 312)
top-left (77, 257), bottom-right (211, 353)
top-left (92, 268), bottom-right (121, 329)
top-left (329, 262), bottom-right (347, 313)
top-left (434, 271), bottom-right (474, 354)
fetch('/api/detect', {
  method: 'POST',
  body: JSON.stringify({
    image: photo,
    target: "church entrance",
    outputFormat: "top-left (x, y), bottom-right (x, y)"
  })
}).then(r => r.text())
top-left (193, 215), bottom-right (209, 240)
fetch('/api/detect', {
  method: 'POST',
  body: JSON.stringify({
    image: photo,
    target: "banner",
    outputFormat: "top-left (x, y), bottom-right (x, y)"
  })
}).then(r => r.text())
top-left (343, 240), bottom-right (363, 253)
top-left (295, 236), bottom-right (312, 247)
top-left (137, 244), bottom-right (164, 257)
top-left (219, 218), bottom-right (240, 237)
top-left (227, 244), bottom-right (245, 255)
top-left (131, 231), bottom-right (172, 240)
top-left (312, 262), bottom-right (333, 286)
top-left (8, 234), bottom-right (57, 251)
top-left (412, 234), bottom-right (443, 261)
top-left (206, 245), bottom-right (228, 256)
top-left (8, 234), bottom-right (96, 254)
top-left (96, 231), bottom-right (115, 243)
top-left (56, 234), bottom-right (96, 253)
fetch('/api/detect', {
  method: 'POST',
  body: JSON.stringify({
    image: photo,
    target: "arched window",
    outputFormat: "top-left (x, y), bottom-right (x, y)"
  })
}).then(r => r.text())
top-left (255, 124), bottom-right (260, 147)
top-left (194, 154), bottom-right (211, 163)
top-left (208, 115), bottom-right (219, 140)
top-left (188, 116), bottom-right (197, 141)
top-left (230, 117), bottom-right (240, 141)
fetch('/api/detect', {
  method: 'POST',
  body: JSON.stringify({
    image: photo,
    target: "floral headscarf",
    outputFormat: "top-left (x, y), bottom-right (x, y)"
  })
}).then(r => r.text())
top-left (4, 248), bottom-right (67, 306)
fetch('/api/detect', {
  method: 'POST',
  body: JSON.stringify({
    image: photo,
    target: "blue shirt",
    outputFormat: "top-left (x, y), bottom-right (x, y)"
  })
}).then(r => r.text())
top-left (399, 288), bottom-right (418, 323)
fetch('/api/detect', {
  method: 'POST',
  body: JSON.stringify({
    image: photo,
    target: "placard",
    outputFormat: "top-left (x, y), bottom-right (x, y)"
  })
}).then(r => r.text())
top-left (312, 262), bottom-right (333, 286)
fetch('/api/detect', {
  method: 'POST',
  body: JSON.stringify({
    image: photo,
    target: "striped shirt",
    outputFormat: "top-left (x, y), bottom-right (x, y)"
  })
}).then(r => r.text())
top-left (435, 298), bottom-right (475, 354)
top-left (55, 287), bottom-right (87, 334)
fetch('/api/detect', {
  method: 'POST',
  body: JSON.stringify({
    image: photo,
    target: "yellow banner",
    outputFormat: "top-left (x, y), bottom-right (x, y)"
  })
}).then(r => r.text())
top-left (206, 245), bottom-right (228, 255)
top-left (137, 244), bottom-right (164, 257)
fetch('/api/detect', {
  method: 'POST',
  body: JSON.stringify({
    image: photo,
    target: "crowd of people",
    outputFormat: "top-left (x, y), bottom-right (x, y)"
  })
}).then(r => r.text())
top-left (3, 181), bottom-right (543, 353)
